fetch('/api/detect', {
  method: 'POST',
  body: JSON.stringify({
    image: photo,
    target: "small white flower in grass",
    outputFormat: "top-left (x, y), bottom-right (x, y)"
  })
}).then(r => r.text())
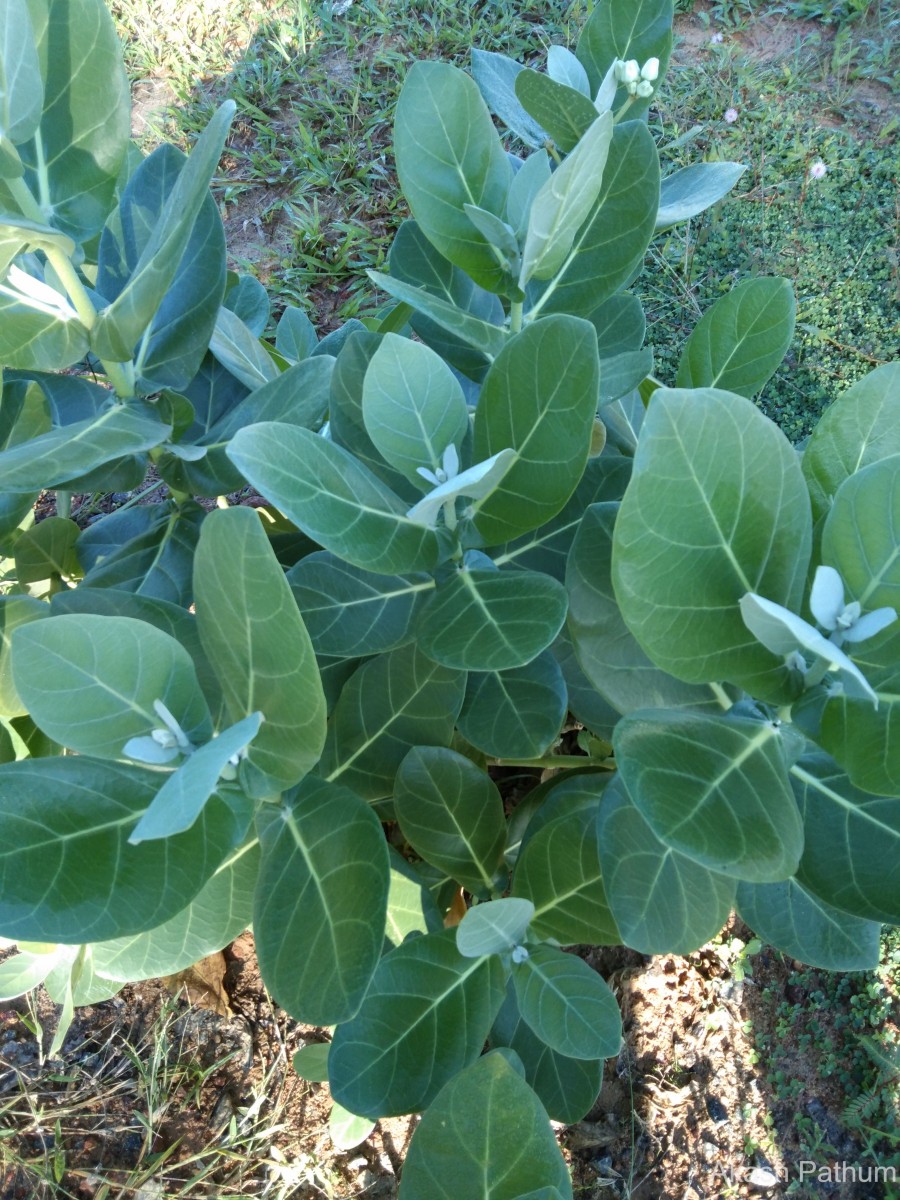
top-left (809, 160), bottom-right (827, 180)
top-left (710, 31), bottom-right (724, 44)
top-left (724, 107), bottom-right (739, 124)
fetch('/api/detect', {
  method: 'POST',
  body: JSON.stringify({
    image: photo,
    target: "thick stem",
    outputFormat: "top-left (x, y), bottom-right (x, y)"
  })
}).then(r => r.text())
top-left (55, 491), bottom-right (72, 521)
top-left (43, 246), bottom-right (136, 398)
top-left (491, 754), bottom-right (614, 771)
top-left (6, 176), bottom-right (45, 222)
top-left (509, 300), bottom-right (524, 335)
top-left (709, 682), bottom-right (733, 711)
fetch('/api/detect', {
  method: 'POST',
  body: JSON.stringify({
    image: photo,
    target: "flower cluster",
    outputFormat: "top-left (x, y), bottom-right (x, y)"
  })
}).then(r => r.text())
top-left (614, 56), bottom-right (659, 99)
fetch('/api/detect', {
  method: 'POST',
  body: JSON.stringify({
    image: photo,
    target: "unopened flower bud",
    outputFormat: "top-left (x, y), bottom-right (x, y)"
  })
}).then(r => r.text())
top-left (636, 80), bottom-right (654, 98)
top-left (641, 57), bottom-right (660, 81)
top-left (621, 58), bottom-right (640, 84)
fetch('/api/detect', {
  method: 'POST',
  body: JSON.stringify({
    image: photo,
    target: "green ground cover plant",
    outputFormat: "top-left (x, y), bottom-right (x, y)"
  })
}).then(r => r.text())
top-left (0, 0), bottom-right (898, 1193)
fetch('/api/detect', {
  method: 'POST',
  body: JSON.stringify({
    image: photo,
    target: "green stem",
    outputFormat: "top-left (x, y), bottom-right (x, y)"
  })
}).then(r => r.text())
top-left (42, 246), bottom-right (136, 399)
top-left (6, 176), bottom-right (45, 222)
top-left (710, 682), bottom-right (733, 711)
top-left (509, 300), bottom-right (523, 335)
top-left (545, 141), bottom-right (562, 166)
top-left (491, 755), bottom-right (614, 771)
top-left (56, 491), bottom-right (72, 521)
top-left (613, 96), bottom-right (636, 124)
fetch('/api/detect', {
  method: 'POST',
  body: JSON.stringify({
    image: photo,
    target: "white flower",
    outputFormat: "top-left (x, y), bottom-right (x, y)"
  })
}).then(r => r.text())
top-left (809, 565), bottom-right (895, 645)
top-left (724, 107), bottom-right (739, 124)
top-left (616, 58), bottom-right (640, 84)
top-left (635, 80), bottom-right (654, 98)
top-left (641, 57), bottom-right (660, 82)
top-left (809, 160), bottom-right (827, 180)
top-left (416, 442), bottom-right (460, 487)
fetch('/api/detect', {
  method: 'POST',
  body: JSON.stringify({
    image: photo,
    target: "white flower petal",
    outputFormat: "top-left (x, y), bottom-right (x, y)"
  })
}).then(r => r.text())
top-left (842, 606), bottom-right (898, 644)
top-left (809, 564), bottom-right (845, 630)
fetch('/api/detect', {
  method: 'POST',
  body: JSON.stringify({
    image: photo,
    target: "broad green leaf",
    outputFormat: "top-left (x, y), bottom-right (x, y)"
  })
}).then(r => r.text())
top-left (471, 315), bottom-right (600, 543)
top-left (128, 712), bottom-right (263, 843)
top-left (614, 710), bottom-right (802, 882)
top-left (418, 568), bottom-right (568, 671)
top-left (457, 899), bottom-right (535, 958)
top-left (802, 363), bottom-right (900, 525)
top-left (398, 1051), bottom-right (572, 1200)
top-left (520, 111), bottom-right (613, 286)
top-left (495, 455), bottom-right (632, 580)
top-left (320, 644), bottom-right (466, 801)
top-left (567, 503), bottom-right (732, 715)
top-left (656, 162), bottom-right (747, 230)
top-left (77, 501), bottom-right (202, 607)
top-left (207, 304), bottom-right (279, 390)
top-left (224, 271), bottom-right (269, 335)
top-left (362, 333), bottom-right (468, 485)
top-left (463, 203), bottom-right (520, 267)
top-left (457, 652), bottom-right (567, 759)
top-left (512, 771), bottom-right (613, 863)
top-left (612, 388), bottom-right (811, 700)
top-left (386, 219), bottom-right (504, 377)
top-left (736, 878), bottom-right (880, 971)
top-left (589, 293), bottom-right (647, 355)
top-left (599, 348), bottom-right (653, 404)
top-left (288, 552), bottom-right (434, 658)
top-left (0, 403), bottom-right (170, 493)
top-left (470, 49), bottom-right (549, 149)
top-left (506, 151), bottom-right (552, 242)
top-left (547, 45), bottom-right (591, 95)
top-left (18, 0), bottom-right (130, 241)
top-left (791, 752), bottom-right (900, 923)
top-left (0, 594), bottom-right (46, 717)
top-left (227, 423), bottom-right (449, 575)
top-left (822, 457), bottom-right (900, 617)
top-left (513, 944), bottom-right (621, 1060)
top-left (368, 269), bottom-right (508, 361)
top-left (293, 1042), bottom-right (330, 1082)
top-left (193, 506), bottom-right (326, 798)
top-left (0, 0), bottom-right (43, 144)
top-left (90, 839), bottom-right (259, 982)
top-left (490, 983), bottom-right (603, 1124)
top-left (394, 62), bottom-right (513, 293)
top-left (514, 70), bottom-right (599, 155)
top-left (512, 807), bottom-right (619, 945)
top-left (675, 278), bottom-right (796, 398)
top-left (329, 1104), bottom-right (376, 1151)
top-left (92, 102), bottom-right (235, 360)
top-left (329, 929), bottom-right (507, 1118)
top-left (395, 746), bottom-right (507, 894)
top-left (533, 122), bottom-right (659, 321)
top-left (0, 276), bottom-right (90, 370)
top-left (576, 0), bottom-right (673, 117)
top-left (12, 613), bottom-right (211, 759)
top-left (0, 946), bottom-right (59, 1000)
top-left (254, 777), bottom-right (389, 1024)
top-left (97, 143), bottom-right (226, 391)
top-left (276, 305), bottom-right (317, 360)
top-left (13, 515), bottom-right (78, 583)
top-left (597, 776), bottom-right (734, 954)
top-left (385, 846), bottom-right (442, 948)
top-left (326, 329), bottom-right (418, 499)
top-left (160, 355), bottom-right (334, 497)
top-left (819, 692), bottom-right (900, 799)
top-left (551, 631), bottom-right (620, 740)
top-left (0, 756), bottom-right (246, 942)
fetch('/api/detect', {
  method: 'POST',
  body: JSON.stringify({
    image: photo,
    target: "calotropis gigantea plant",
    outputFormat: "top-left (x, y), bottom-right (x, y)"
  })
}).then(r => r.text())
top-left (1, 0), bottom-right (898, 1191)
